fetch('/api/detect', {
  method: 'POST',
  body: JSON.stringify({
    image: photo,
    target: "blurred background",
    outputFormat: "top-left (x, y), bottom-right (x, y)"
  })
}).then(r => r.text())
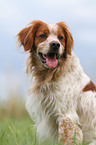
top-left (0, 0), bottom-right (96, 118)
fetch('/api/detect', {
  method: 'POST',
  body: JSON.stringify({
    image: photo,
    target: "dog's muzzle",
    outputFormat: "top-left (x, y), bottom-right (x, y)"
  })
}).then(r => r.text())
top-left (38, 41), bottom-right (60, 69)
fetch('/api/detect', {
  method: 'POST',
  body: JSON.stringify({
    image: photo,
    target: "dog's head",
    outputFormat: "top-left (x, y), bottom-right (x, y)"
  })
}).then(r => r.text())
top-left (17, 20), bottom-right (73, 69)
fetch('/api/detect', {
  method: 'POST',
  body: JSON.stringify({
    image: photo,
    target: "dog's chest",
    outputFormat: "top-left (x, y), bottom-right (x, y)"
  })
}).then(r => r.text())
top-left (30, 79), bottom-right (78, 140)
top-left (39, 79), bottom-right (77, 117)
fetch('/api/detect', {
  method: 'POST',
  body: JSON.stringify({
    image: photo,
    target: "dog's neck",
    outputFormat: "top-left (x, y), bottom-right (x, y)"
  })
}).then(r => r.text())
top-left (26, 51), bottom-right (67, 90)
top-left (31, 67), bottom-right (64, 91)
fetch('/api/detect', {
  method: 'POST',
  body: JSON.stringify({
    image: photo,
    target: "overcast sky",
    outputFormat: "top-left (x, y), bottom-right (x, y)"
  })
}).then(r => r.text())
top-left (0, 0), bottom-right (96, 99)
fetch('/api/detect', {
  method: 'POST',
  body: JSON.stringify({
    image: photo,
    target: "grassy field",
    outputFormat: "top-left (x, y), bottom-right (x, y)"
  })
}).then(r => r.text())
top-left (0, 114), bottom-right (59, 145)
top-left (0, 99), bottom-right (86, 145)
top-left (0, 117), bottom-right (86, 145)
top-left (0, 99), bottom-right (57, 145)
top-left (0, 117), bottom-right (35, 145)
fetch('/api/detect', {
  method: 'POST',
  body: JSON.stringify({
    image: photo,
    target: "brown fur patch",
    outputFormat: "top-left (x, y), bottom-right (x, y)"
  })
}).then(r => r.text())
top-left (17, 21), bottom-right (48, 51)
top-left (57, 22), bottom-right (74, 55)
top-left (35, 24), bottom-right (50, 48)
top-left (58, 117), bottom-right (82, 144)
top-left (57, 26), bottom-right (65, 49)
top-left (83, 81), bottom-right (96, 92)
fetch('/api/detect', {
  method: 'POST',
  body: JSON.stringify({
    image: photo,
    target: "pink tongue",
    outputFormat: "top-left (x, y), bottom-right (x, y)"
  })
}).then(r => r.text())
top-left (46, 55), bottom-right (58, 68)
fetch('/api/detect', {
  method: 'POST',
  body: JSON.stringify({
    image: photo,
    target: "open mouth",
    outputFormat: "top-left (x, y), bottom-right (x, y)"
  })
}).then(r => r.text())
top-left (38, 52), bottom-right (60, 68)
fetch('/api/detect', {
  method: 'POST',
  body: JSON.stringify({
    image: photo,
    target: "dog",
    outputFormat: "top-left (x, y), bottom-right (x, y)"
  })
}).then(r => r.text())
top-left (17, 20), bottom-right (96, 145)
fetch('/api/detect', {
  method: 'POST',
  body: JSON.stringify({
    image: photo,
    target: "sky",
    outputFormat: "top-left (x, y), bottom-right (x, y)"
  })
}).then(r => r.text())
top-left (0, 0), bottom-right (96, 100)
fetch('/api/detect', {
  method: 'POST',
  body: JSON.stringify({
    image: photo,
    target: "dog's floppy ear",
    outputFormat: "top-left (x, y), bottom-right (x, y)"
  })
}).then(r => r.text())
top-left (17, 20), bottom-right (43, 51)
top-left (57, 22), bottom-right (73, 55)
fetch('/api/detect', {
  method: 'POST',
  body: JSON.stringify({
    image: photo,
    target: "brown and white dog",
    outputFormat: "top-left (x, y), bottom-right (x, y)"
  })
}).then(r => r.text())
top-left (17, 20), bottom-right (96, 145)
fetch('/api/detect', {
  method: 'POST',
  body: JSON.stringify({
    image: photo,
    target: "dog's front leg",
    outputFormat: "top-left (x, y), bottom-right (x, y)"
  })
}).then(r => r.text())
top-left (58, 117), bottom-right (83, 145)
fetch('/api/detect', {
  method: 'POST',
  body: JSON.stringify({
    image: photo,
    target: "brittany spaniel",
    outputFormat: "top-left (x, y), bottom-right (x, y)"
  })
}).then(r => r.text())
top-left (17, 20), bottom-right (96, 145)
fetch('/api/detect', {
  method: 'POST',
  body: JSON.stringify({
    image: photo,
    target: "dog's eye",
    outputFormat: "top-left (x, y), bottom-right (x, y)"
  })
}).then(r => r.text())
top-left (58, 35), bottom-right (64, 40)
top-left (39, 34), bottom-right (47, 39)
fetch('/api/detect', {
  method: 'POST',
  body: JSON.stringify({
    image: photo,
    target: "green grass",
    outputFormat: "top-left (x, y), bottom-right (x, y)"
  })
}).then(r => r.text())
top-left (0, 117), bottom-right (61, 145)
top-left (0, 99), bottom-right (86, 145)
top-left (0, 117), bottom-right (34, 145)
top-left (0, 117), bottom-right (86, 145)
top-left (0, 99), bottom-right (57, 145)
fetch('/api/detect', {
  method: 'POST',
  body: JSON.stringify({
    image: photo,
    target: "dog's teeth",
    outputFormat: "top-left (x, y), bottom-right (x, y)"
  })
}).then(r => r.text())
top-left (43, 54), bottom-right (46, 59)
top-left (56, 54), bottom-right (59, 59)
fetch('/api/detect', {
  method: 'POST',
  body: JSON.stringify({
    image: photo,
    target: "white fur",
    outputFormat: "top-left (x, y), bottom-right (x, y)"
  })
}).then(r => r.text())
top-left (26, 54), bottom-right (96, 144)
top-left (47, 24), bottom-right (58, 35)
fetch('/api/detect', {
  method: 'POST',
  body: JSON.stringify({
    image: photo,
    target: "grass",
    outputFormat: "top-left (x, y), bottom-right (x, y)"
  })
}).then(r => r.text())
top-left (0, 98), bottom-right (86, 145)
top-left (0, 117), bottom-right (61, 145)
top-left (0, 117), bottom-right (34, 145)
top-left (0, 99), bottom-right (58, 145)
top-left (0, 117), bottom-right (86, 145)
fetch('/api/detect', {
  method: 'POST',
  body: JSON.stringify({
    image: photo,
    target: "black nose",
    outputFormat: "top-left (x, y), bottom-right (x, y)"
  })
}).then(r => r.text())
top-left (50, 41), bottom-right (60, 50)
